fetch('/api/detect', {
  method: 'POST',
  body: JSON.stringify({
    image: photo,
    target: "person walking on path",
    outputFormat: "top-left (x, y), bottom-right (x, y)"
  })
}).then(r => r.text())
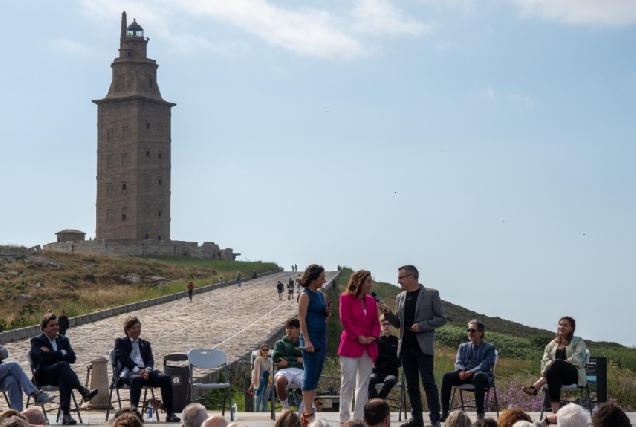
top-left (298, 265), bottom-right (332, 427)
top-left (378, 265), bottom-right (447, 427)
top-left (58, 311), bottom-right (69, 336)
top-left (287, 277), bottom-right (295, 300)
top-left (277, 281), bottom-right (284, 300)
top-left (187, 282), bottom-right (194, 302)
top-left (237, 272), bottom-right (242, 287)
top-left (338, 270), bottom-right (380, 423)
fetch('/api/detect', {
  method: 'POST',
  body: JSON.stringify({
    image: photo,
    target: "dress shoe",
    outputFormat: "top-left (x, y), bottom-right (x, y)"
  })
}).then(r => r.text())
top-left (62, 415), bottom-right (77, 425)
top-left (400, 418), bottom-right (424, 427)
top-left (440, 412), bottom-right (449, 422)
top-left (81, 388), bottom-right (98, 401)
top-left (34, 390), bottom-right (56, 404)
top-left (166, 413), bottom-right (181, 422)
top-left (477, 412), bottom-right (485, 420)
top-left (430, 422), bottom-right (441, 427)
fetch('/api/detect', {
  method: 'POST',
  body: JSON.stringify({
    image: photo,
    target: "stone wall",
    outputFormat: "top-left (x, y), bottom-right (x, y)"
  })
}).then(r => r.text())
top-left (0, 246), bottom-right (40, 259)
top-left (43, 239), bottom-right (238, 260)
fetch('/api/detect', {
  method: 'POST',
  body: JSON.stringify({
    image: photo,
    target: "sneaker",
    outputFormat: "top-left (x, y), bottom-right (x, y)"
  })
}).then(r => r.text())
top-left (34, 390), bottom-right (56, 405)
top-left (477, 412), bottom-right (485, 420)
top-left (400, 418), bottom-right (424, 427)
top-left (430, 422), bottom-right (441, 427)
top-left (440, 413), bottom-right (448, 422)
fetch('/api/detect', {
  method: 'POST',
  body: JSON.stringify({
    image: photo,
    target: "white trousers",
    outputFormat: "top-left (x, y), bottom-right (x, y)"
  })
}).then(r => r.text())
top-left (339, 353), bottom-right (374, 422)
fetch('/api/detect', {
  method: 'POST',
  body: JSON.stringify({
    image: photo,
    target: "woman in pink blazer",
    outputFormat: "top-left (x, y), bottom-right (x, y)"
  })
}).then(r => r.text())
top-left (338, 269), bottom-right (381, 422)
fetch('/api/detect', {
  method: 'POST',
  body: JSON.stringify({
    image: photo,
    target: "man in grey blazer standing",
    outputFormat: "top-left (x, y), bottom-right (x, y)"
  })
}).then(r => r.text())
top-left (379, 265), bottom-right (446, 427)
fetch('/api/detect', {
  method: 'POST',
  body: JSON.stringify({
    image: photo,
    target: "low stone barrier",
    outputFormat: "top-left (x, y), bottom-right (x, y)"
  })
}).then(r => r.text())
top-left (0, 268), bottom-right (282, 345)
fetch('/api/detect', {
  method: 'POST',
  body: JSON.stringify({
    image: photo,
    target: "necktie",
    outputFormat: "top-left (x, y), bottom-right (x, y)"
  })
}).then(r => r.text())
top-left (131, 340), bottom-right (139, 364)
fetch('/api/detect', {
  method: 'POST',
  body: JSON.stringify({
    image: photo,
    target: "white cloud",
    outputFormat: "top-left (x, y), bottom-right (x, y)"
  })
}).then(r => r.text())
top-left (507, 94), bottom-right (534, 109)
top-left (487, 87), bottom-right (496, 99)
top-left (510, 0), bottom-right (636, 27)
top-left (351, 0), bottom-right (432, 36)
top-left (49, 38), bottom-right (96, 55)
top-left (78, 0), bottom-right (429, 59)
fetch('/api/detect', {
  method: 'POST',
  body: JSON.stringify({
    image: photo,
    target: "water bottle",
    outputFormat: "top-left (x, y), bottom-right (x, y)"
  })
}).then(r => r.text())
top-left (231, 403), bottom-right (237, 419)
top-left (147, 402), bottom-right (153, 420)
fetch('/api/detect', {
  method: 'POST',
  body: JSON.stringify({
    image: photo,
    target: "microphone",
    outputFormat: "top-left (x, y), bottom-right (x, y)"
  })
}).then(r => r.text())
top-left (298, 346), bottom-right (321, 352)
top-left (371, 292), bottom-right (383, 305)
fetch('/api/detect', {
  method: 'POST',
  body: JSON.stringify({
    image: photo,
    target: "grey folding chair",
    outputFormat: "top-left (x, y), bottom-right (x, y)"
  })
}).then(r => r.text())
top-left (540, 349), bottom-right (593, 420)
top-left (372, 372), bottom-right (407, 421)
top-left (105, 349), bottom-right (160, 421)
top-left (187, 348), bottom-right (234, 421)
top-left (25, 350), bottom-right (83, 423)
top-left (449, 349), bottom-right (500, 419)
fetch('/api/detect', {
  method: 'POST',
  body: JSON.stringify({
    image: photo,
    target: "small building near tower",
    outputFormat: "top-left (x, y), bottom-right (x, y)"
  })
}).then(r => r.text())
top-left (55, 230), bottom-right (86, 243)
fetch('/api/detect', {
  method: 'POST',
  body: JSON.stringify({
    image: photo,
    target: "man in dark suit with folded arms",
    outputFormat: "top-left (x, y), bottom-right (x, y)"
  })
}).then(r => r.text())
top-left (113, 316), bottom-right (181, 422)
top-left (379, 265), bottom-right (447, 427)
top-left (30, 313), bottom-right (98, 425)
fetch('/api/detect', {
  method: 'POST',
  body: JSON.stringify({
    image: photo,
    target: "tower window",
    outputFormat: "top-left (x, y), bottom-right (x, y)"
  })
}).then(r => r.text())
top-left (149, 79), bottom-right (153, 87)
top-left (158, 210), bottom-right (161, 217)
top-left (147, 123), bottom-right (150, 129)
top-left (158, 152), bottom-right (162, 159)
top-left (128, 51), bottom-right (132, 57)
top-left (146, 151), bottom-right (150, 157)
top-left (122, 182), bottom-right (127, 191)
top-left (145, 234), bottom-right (149, 239)
top-left (121, 207), bottom-right (127, 221)
top-left (122, 213), bottom-right (126, 221)
top-left (158, 178), bottom-right (162, 185)
top-left (107, 130), bottom-right (112, 142)
top-left (158, 236), bottom-right (162, 241)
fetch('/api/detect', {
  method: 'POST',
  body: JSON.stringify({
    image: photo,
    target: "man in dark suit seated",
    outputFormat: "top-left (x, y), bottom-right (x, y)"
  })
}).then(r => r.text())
top-left (113, 316), bottom-right (181, 422)
top-left (30, 313), bottom-right (98, 425)
top-left (440, 319), bottom-right (496, 422)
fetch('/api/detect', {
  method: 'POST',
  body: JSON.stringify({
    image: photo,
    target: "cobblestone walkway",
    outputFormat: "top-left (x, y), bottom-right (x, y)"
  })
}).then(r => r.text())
top-left (1, 270), bottom-right (338, 409)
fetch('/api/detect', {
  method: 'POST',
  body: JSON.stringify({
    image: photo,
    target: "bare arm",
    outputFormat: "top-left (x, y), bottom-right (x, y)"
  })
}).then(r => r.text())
top-left (298, 292), bottom-right (314, 352)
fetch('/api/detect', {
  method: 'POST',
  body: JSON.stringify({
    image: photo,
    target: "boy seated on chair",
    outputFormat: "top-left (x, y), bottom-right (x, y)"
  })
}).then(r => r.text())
top-left (440, 319), bottom-right (496, 422)
top-left (272, 317), bottom-right (304, 411)
top-left (368, 315), bottom-right (400, 399)
top-left (113, 316), bottom-right (180, 422)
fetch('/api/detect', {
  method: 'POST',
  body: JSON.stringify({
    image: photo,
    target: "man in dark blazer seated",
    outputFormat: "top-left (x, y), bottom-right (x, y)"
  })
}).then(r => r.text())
top-left (114, 316), bottom-right (181, 422)
top-left (379, 265), bottom-right (447, 427)
top-left (30, 313), bottom-right (98, 425)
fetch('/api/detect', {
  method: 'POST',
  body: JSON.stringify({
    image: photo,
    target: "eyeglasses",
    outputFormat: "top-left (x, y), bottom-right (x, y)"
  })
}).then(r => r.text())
top-left (467, 328), bottom-right (477, 333)
top-left (381, 323), bottom-right (391, 327)
top-left (398, 275), bottom-right (411, 280)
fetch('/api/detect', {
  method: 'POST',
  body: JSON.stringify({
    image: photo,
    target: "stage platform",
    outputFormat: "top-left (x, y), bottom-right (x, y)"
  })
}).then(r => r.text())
top-left (31, 410), bottom-right (636, 426)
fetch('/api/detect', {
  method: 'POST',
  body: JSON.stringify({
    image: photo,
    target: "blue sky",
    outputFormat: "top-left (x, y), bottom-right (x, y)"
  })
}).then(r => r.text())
top-left (1, 1), bottom-right (635, 345)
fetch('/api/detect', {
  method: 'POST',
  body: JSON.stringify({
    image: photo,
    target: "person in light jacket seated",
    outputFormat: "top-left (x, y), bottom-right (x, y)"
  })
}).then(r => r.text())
top-left (440, 319), bottom-right (496, 421)
top-left (522, 316), bottom-right (587, 415)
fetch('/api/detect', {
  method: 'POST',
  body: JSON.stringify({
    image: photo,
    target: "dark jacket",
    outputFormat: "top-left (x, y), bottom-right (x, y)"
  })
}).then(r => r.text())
top-left (113, 337), bottom-right (154, 380)
top-left (30, 332), bottom-right (77, 380)
top-left (373, 335), bottom-right (400, 376)
top-left (58, 316), bottom-right (70, 333)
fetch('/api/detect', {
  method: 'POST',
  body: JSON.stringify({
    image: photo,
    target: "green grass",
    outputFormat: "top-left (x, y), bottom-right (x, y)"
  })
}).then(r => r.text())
top-left (141, 256), bottom-right (278, 274)
top-left (0, 252), bottom-right (280, 331)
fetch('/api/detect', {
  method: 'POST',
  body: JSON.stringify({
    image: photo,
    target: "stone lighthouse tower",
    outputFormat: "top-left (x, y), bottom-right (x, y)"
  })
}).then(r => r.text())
top-left (94, 12), bottom-right (175, 241)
